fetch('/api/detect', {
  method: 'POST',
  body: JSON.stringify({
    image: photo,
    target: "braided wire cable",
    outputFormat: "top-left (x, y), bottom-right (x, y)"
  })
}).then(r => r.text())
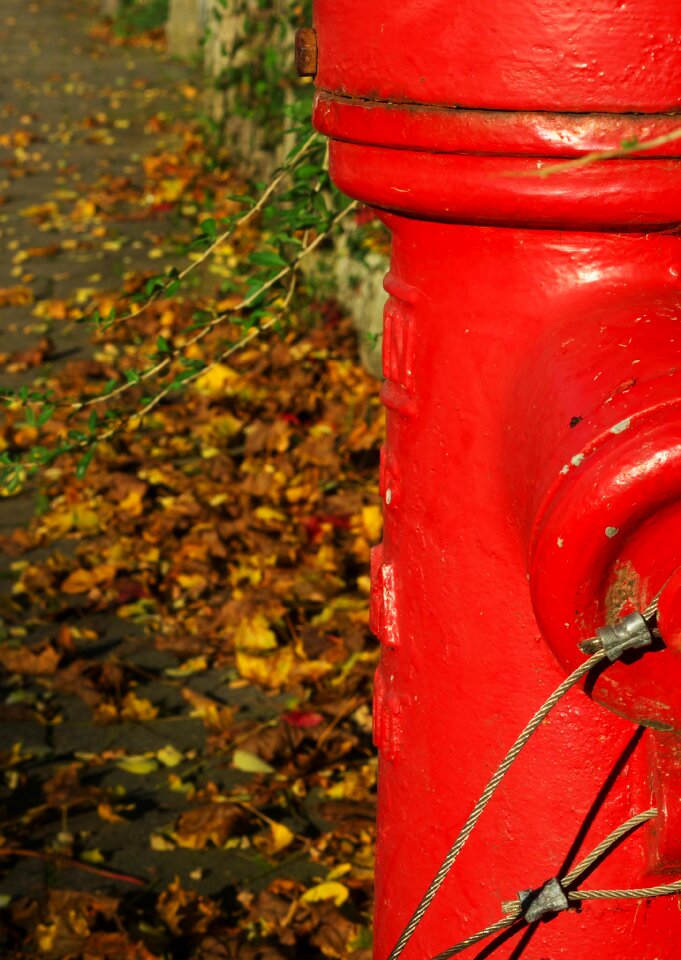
top-left (561, 808), bottom-right (658, 887)
top-left (432, 808), bottom-right (662, 960)
top-left (430, 916), bottom-right (518, 960)
top-left (571, 881), bottom-right (681, 902)
top-left (386, 649), bottom-right (607, 960)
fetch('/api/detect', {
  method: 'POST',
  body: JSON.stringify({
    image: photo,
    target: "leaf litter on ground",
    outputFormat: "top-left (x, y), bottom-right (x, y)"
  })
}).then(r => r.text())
top-left (0, 2), bottom-right (381, 958)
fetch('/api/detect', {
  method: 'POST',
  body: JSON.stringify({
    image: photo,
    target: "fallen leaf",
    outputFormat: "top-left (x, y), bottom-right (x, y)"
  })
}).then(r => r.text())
top-left (116, 755), bottom-right (159, 775)
top-left (301, 881), bottom-right (350, 907)
top-left (0, 285), bottom-right (33, 307)
top-left (0, 643), bottom-right (60, 675)
top-left (232, 749), bottom-right (274, 774)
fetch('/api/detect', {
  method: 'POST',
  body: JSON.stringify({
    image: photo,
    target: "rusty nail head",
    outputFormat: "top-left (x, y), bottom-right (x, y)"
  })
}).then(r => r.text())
top-left (296, 27), bottom-right (318, 78)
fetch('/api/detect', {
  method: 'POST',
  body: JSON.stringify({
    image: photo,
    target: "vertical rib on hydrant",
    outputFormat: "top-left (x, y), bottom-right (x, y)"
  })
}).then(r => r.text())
top-left (305, 3), bottom-right (681, 957)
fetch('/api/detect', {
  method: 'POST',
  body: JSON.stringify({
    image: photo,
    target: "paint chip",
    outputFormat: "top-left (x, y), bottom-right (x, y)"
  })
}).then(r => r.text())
top-left (605, 526), bottom-right (619, 539)
top-left (557, 538), bottom-right (564, 548)
top-left (560, 464), bottom-right (569, 475)
top-left (611, 418), bottom-right (631, 435)
top-left (571, 453), bottom-right (585, 468)
top-left (385, 488), bottom-right (392, 506)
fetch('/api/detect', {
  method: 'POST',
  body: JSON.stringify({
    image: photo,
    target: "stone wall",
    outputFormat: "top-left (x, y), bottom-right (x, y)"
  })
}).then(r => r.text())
top-left (166, 0), bottom-right (208, 59)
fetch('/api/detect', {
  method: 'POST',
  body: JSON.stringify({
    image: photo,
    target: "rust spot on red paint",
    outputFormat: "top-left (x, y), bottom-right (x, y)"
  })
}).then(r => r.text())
top-left (605, 560), bottom-right (641, 624)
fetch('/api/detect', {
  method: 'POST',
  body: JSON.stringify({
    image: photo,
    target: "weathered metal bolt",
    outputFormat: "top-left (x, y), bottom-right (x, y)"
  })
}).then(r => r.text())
top-left (295, 27), bottom-right (318, 78)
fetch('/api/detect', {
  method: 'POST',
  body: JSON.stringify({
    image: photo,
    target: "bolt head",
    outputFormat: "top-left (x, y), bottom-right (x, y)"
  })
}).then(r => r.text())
top-left (296, 27), bottom-right (318, 78)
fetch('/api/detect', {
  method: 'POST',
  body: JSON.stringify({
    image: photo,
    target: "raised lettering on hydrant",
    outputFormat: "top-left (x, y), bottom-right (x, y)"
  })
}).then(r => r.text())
top-left (306, 2), bottom-right (681, 956)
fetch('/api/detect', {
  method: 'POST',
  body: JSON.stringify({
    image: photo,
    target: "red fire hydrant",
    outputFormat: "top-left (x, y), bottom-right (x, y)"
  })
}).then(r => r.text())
top-left (303, 3), bottom-right (681, 957)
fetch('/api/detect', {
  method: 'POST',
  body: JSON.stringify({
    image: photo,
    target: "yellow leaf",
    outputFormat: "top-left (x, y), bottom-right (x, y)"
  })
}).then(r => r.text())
top-left (326, 863), bottom-right (353, 881)
top-left (118, 488), bottom-right (144, 515)
top-left (269, 822), bottom-right (294, 853)
top-left (362, 504), bottom-right (383, 543)
top-left (193, 363), bottom-right (241, 397)
top-left (165, 656), bottom-right (207, 678)
top-left (81, 848), bottom-right (104, 864)
top-left (150, 833), bottom-right (176, 851)
top-left (198, 412), bottom-right (243, 444)
top-left (97, 803), bottom-right (125, 823)
top-left (234, 614), bottom-right (277, 653)
top-left (293, 658), bottom-right (333, 684)
top-left (72, 507), bottom-right (101, 533)
top-left (176, 573), bottom-right (208, 592)
top-left (158, 178), bottom-right (186, 202)
top-left (236, 646), bottom-right (295, 688)
top-left (61, 563), bottom-right (117, 594)
top-left (301, 881), bottom-right (350, 907)
top-left (254, 821), bottom-right (295, 856)
top-left (157, 745), bottom-right (183, 768)
top-left (121, 691), bottom-right (158, 722)
top-left (116, 755), bottom-right (159, 775)
top-left (326, 762), bottom-right (377, 801)
top-left (254, 506), bottom-right (286, 523)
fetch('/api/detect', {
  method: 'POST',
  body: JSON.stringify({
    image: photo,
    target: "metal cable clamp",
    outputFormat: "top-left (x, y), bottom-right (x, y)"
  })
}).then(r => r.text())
top-left (516, 877), bottom-right (569, 923)
top-left (579, 612), bottom-right (653, 662)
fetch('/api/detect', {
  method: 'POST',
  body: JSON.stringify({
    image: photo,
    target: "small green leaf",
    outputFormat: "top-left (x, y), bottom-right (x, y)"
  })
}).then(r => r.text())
top-left (249, 250), bottom-right (287, 268)
top-left (232, 749), bottom-right (274, 774)
top-left (76, 445), bottom-right (97, 480)
top-left (200, 218), bottom-right (218, 241)
top-left (116, 755), bottom-right (159, 775)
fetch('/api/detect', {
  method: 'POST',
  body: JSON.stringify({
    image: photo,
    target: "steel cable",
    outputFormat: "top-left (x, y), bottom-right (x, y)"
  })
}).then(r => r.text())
top-left (386, 649), bottom-right (607, 960)
top-left (432, 808), bottom-right (664, 960)
top-left (386, 595), bottom-right (663, 960)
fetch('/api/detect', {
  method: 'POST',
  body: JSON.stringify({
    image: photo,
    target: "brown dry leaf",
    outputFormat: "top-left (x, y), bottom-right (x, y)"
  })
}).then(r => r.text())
top-left (325, 762), bottom-right (377, 802)
top-left (181, 688), bottom-right (235, 733)
top-left (0, 642), bottom-right (60, 675)
top-left (97, 802), bottom-right (126, 824)
top-left (20, 201), bottom-right (58, 221)
top-left (173, 802), bottom-right (245, 849)
top-left (61, 563), bottom-right (117, 594)
top-left (35, 890), bottom-right (119, 959)
top-left (83, 931), bottom-right (158, 960)
top-left (308, 901), bottom-right (362, 959)
top-left (0, 285), bottom-right (33, 307)
top-left (157, 877), bottom-right (220, 936)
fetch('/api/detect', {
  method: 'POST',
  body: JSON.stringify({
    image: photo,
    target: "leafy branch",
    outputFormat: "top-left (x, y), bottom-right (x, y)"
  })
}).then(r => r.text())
top-left (0, 186), bottom-right (357, 491)
top-left (518, 124), bottom-right (681, 178)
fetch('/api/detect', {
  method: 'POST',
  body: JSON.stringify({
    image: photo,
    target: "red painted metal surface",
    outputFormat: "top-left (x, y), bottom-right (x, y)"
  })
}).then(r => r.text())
top-left (311, 1), bottom-right (681, 957)
top-left (314, 0), bottom-right (681, 112)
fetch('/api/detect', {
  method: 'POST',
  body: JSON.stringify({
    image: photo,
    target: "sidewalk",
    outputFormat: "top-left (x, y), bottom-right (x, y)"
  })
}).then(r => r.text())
top-left (0, 3), bottom-right (377, 957)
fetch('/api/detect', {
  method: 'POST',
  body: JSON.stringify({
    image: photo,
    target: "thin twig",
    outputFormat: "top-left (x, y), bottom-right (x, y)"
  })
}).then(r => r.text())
top-left (0, 846), bottom-right (145, 886)
top-left (7, 199), bottom-right (357, 481)
top-left (517, 125), bottom-right (681, 178)
top-left (76, 131), bottom-right (321, 344)
top-left (83, 200), bottom-right (358, 447)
